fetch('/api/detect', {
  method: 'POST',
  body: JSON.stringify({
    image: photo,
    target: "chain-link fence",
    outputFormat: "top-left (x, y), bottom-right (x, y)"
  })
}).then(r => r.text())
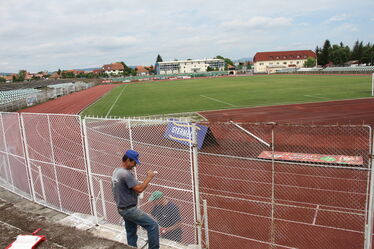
top-left (198, 121), bottom-right (373, 249)
top-left (83, 118), bottom-right (199, 247)
top-left (0, 112), bottom-right (32, 200)
top-left (0, 112), bottom-right (373, 249)
top-left (20, 113), bottom-right (92, 214)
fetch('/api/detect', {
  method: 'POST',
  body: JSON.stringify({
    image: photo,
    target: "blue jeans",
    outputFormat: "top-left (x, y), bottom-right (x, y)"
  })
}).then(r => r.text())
top-left (119, 207), bottom-right (159, 249)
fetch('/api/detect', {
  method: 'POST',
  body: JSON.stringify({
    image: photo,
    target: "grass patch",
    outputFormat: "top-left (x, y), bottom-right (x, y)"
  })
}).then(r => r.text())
top-left (80, 75), bottom-right (372, 117)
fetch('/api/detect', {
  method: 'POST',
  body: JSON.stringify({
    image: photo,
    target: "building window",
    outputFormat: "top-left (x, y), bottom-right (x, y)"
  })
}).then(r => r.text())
top-left (260, 63), bottom-right (264, 65)
top-left (297, 61), bottom-right (299, 64)
top-left (283, 62), bottom-right (287, 64)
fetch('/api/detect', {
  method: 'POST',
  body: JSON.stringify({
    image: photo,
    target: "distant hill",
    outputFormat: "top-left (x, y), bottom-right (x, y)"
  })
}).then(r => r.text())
top-left (73, 67), bottom-right (100, 72)
top-left (233, 57), bottom-right (253, 63)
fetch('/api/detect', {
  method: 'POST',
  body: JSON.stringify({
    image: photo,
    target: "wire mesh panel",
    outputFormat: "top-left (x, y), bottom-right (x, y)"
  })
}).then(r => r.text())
top-left (197, 122), bottom-right (283, 249)
top-left (197, 121), bottom-right (372, 249)
top-left (21, 113), bottom-right (92, 214)
top-left (84, 118), bottom-right (198, 247)
top-left (271, 124), bottom-right (372, 249)
top-left (0, 112), bottom-right (32, 200)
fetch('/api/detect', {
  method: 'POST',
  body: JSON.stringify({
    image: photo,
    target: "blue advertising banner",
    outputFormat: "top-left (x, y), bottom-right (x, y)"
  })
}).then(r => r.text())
top-left (164, 122), bottom-right (209, 149)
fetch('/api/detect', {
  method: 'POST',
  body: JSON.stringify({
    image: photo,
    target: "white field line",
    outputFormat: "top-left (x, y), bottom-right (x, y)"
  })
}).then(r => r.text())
top-left (303, 95), bottom-right (330, 100)
top-left (200, 95), bottom-right (236, 106)
top-left (209, 205), bottom-right (362, 234)
top-left (209, 229), bottom-right (298, 249)
top-left (105, 85), bottom-right (128, 117)
top-left (313, 204), bottom-right (320, 225)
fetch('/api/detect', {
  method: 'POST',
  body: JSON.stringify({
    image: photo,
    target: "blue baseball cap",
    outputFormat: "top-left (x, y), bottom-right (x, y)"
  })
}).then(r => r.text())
top-left (124, 150), bottom-right (141, 165)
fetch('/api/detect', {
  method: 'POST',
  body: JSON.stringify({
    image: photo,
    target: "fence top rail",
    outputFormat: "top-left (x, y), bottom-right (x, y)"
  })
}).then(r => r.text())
top-left (0, 112), bottom-right (370, 129)
top-left (198, 120), bottom-right (373, 129)
top-left (19, 112), bottom-right (80, 117)
top-left (83, 116), bottom-right (185, 122)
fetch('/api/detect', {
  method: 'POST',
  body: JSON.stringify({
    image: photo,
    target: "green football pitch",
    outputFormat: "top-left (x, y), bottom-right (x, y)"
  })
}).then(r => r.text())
top-left (80, 75), bottom-right (372, 117)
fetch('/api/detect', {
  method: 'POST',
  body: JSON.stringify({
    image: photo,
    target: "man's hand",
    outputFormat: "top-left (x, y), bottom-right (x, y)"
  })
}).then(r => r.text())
top-left (147, 170), bottom-right (156, 178)
top-left (132, 170), bottom-right (157, 194)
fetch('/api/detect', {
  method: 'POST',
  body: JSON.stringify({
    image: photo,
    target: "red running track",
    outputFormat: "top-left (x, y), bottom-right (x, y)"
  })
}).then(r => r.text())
top-left (20, 84), bottom-right (120, 114)
top-left (199, 98), bottom-right (374, 126)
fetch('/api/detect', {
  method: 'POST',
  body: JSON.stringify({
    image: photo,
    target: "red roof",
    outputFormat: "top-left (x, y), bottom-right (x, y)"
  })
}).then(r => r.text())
top-left (254, 50), bottom-right (316, 62)
top-left (102, 62), bottom-right (125, 71)
top-left (136, 66), bottom-right (149, 73)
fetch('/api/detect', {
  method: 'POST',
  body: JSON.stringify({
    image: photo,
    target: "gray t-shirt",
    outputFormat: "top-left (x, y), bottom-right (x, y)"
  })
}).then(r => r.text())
top-left (112, 168), bottom-right (139, 208)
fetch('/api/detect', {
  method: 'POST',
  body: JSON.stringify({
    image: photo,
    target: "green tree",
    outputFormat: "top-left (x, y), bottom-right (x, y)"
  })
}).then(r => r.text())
top-left (351, 40), bottom-right (363, 62)
top-left (119, 61), bottom-right (136, 77)
top-left (318, 40), bottom-right (331, 66)
top-left (61, 71), bottom-right (75, 78)
top-left (206, 66), bottom-right (214, 72)
top-left (57, 69), bottom-right (61, 75)
top-left (329, 45), bottom-right (350, 66)
top-left (215, 55), bottom-right (234, 70)
top-left (13, 70), bottom-right (27, 82)
top-left (361, 43), bottom-right (374, 65)
top-left (0, 77), bottom-right (5, 83)
top-left (156, 54), bottom-right (163, 63)
top-left (303, 57), bottom-right (317, 67)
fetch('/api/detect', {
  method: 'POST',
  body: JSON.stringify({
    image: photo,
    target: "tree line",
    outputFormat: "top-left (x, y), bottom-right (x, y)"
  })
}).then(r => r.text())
top-left (316, 40), bottom-right (374, 66)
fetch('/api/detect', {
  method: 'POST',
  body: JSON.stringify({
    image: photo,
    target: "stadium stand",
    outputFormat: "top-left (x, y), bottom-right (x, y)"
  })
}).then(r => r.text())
top-left (0, 88), bottom-right (41, 105)
top-left (276, 68), bottom-right (298, 73)
top-left (322, 66), bottom-right (374, 73)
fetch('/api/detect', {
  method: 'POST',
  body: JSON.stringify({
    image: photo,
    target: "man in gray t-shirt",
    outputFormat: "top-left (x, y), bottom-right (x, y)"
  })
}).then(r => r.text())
top-left (112, 150), bottom-right (159, 249)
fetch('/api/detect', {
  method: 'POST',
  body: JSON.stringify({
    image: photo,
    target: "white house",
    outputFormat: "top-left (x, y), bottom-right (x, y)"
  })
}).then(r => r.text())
top-left (156, 59), bottom-right (225, 75)
top-left (102, 62), bottom-right (125, 75)
top-left (253, 50), bottom-right (317, 73)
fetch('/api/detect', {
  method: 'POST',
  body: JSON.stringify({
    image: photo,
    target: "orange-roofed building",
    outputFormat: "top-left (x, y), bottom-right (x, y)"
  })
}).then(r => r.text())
top-left (136, 66), bottom-right (151, 76)
top-left (253, 50), bottom-right (316, 73)
top-left (102, 62), bottom-right (125, 75)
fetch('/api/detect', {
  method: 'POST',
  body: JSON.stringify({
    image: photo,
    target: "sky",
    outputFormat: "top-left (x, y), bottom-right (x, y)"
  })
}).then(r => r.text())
top-left (0, 0), bottom-right (373, 73)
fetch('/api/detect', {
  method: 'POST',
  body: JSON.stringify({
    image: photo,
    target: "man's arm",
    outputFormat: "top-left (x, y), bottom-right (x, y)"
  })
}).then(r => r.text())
top-left (162, 221), bottom-right (182, 233)
top-left (132, 170), bottom-right (155, 194)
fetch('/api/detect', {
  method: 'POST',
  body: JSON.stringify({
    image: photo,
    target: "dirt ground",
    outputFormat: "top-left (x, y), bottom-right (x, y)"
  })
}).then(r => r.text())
top-left (0, 188), bottom-right (131, 249)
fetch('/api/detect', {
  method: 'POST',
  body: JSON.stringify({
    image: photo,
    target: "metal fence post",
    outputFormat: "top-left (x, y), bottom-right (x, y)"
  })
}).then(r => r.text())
top-left (82, 118), bottom-right (99, 224)
top-left (99, 179), bottom-right (107, 220)
top-left (203, 199), bottom-right (210, 249)
top-left (192, 123), bottom-right (203, 248)
top-left (38, 165), bottom-right (47, 202)
top-left (47, 115), bottom-right (63, 211)
top-left (19, 113), bottom-right (36, 201)
top-left (365, 127), bottom-right (374, 249)
top-left (0, 113), bottom-right (15, 191)
top-left (79, 116), bottom-right (95, 217)
top-left (270, 122), bottom-right (276, 248)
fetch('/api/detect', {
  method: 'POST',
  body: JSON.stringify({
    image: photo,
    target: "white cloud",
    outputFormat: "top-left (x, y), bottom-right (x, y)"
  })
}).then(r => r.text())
top-left (335, 23), bottom-right (359, 32)
top-left (222, 17), bottom-right (293, 30)
top-left (0, 0), bottom-right (372, 72)
top-left (324, 13), bottom-right (350, 23)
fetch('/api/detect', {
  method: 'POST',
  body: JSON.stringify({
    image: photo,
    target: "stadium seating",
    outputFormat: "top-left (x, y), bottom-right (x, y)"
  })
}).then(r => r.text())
top-left (298, 68), bottom-right (322, 72)
top-left (0, 88), bottom-right (41, 105)
top-left (322, 66), bottom-right (374, 73)
top-left (276, 68), bottom-right (298, 73)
